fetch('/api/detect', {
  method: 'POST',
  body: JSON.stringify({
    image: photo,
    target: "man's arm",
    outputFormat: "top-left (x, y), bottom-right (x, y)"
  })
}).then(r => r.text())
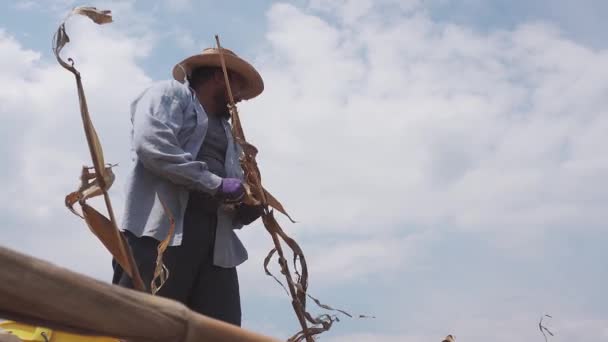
top-left (132, 91), bottom-right (222, 193)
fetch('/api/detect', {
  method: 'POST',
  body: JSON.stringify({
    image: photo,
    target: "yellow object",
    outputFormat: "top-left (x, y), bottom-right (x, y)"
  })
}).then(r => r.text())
top-left (0, 321), bottom-right (118, 342)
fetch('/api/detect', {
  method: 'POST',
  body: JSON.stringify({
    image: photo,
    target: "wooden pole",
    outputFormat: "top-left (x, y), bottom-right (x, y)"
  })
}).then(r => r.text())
top-left (0, 245), bottom-right (278, 342)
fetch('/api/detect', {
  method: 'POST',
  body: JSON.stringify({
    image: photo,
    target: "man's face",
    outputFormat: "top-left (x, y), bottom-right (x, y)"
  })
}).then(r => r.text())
top-left (226, 71), bottom-right (246, 103)
top-left (213, 70), bottom-right (246, 104)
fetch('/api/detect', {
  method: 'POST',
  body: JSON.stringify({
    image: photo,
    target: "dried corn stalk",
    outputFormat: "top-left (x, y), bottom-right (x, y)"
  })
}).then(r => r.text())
top-left (539, 315), bottom-right (554, 342)
top-left (53, 7), bottom-right (145, 291)
top-left (215, 36), bottom-right (360, 342)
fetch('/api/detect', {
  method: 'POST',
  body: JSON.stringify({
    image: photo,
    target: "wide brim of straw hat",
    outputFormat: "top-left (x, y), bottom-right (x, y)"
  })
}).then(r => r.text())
top-left (172, 48), bottom-right (264, 100)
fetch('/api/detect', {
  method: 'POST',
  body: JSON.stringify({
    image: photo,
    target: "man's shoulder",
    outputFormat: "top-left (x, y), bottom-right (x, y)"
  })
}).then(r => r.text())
top-left (131, 80), bottom-right (194, 115)
top-left (146, 79), bottom-right (193, 100)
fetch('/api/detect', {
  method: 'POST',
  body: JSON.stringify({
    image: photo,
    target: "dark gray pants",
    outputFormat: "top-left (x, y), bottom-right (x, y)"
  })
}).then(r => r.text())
top-left (113, 195), bottom-right (241, 326)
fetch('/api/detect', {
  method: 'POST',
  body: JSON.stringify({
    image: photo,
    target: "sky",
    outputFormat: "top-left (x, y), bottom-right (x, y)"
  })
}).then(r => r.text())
top-left (0, 0), bottom-right (607, 341)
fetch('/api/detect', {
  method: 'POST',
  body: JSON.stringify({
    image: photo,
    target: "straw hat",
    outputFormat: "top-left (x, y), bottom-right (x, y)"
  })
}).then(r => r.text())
top-left (172, 47), bottom-right (264, 100)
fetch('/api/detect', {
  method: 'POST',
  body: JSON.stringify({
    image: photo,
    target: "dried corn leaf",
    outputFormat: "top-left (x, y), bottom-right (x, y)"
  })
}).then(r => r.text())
top-left (289, 312), bottom-right (337, 342)
top-left (263, 248), bottom-right (289, 296)
top-left (65, 165), bottom-right (116, 217)
top-left (539, 314), bottom-right (554, 342)
top-left (55, 6), bottom-right (144, 292)
top-left (219, 46), bottom-right (368, 339)
top-left (241, 183), bottom-right (262, 206)
top-left (264, 188), bottom-right (295, 223)
top-left (259, 209), bottom-right (370, 341)
top-left (53, 23), bottom-right (70, 61)
top-left (53, 7), bottom-right (112, 71)
top-left (81, 203), bottom-right (135, 277)
top-left (151, 196), bottom-right (176, 295)
top-left (307, 294), bottom-right (352, 318)
top-left (73, 7), bottom-right (113, 25)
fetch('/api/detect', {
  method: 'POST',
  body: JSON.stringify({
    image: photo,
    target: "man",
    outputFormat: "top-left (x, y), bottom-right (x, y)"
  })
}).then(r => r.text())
top-left (113, 47), bottom-right (264, 326)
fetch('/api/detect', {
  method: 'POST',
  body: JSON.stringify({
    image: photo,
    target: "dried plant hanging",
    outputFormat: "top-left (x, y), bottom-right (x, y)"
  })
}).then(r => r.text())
top-left (215, 36), bottom-right (369, 342)
top-left (55, 6), bottom-right (178, 296)
top-left (53, 7), bottom-right (146, 292)
top-left (539, 314), bottom-right (554, 342)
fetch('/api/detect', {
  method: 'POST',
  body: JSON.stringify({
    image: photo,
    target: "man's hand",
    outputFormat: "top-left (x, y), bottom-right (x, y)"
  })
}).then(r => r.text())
top-left (236, 203), bottom-right (264, 225)
top-left (217, 178), bottom-right (245, 203)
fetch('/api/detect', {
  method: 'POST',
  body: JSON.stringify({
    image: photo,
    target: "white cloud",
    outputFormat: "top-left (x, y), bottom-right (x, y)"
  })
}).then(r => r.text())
top-left (309, 0), bottom-right (423, 24)
top-left (239, 3), bottom-right (608, 246)
top-left (9, 0), bottom-right (77, 12)
top-left (0, 30), bottom-right (40, 85)
top-left (170, 27), bottom-right (200, 52)
top-left (13, 0), bottom-right (37, 10)
top-left (161, 0), bottom-right (193, 12)
top-left (232, 4), bottom-right (608, 337)
top-left (238, 227), bottom-right (434, 298)
top-left (304, 231), bottom-right (435, 285)
top-left (308, 0), bottom-right (375, 24)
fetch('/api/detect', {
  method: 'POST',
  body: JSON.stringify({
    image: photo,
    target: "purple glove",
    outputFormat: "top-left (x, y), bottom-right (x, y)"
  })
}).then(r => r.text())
top-left (217, 178), bottom-right (245, 202)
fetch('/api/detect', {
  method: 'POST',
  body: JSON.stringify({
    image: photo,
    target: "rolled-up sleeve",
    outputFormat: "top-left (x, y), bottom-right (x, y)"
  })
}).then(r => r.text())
top-left (132, 90), bottom-right (222, 193)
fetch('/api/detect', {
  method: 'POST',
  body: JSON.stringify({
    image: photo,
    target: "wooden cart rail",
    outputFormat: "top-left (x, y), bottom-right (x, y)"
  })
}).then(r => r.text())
top-left (0, 246), bottom-right (278, 342)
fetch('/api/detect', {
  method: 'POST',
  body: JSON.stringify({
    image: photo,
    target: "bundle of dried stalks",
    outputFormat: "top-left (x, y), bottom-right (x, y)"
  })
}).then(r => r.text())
top-left (215, 34), bottom-right (367, 341)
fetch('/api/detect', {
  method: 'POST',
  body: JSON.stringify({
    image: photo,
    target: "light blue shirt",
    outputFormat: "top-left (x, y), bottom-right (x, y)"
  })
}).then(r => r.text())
top-left (121, 80), bottom-right (248, 268)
